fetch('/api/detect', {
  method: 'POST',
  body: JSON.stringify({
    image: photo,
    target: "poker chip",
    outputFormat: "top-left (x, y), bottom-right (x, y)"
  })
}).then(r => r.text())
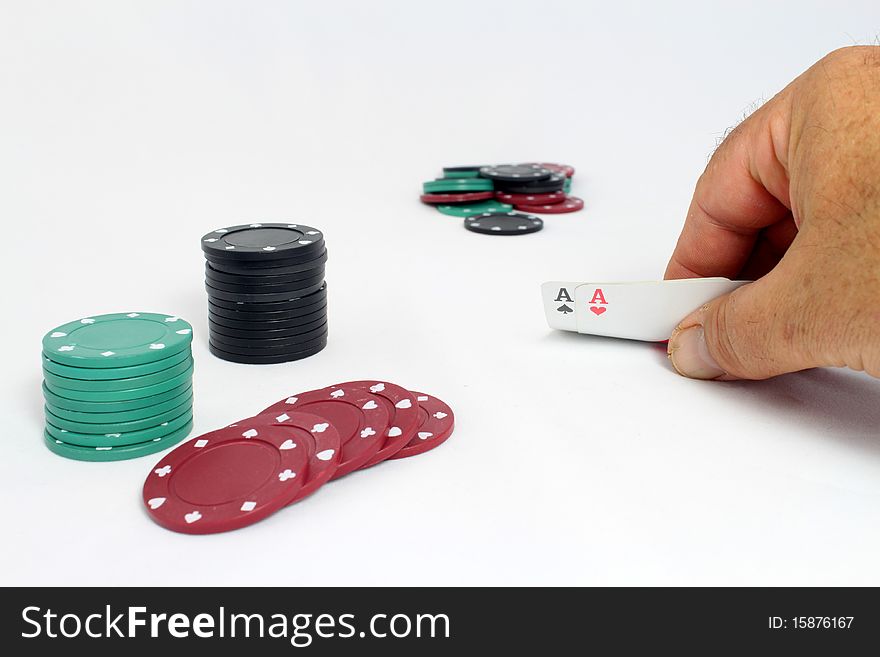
top-left (209, 326), bottom-right (328, 352)
top-left (442, 165), bottom-right (484, 179)
top-left (339, 381), bottom-right (420, 467)
top-left (45, 392), bottom-right (194, 434)
top-left (142, 421), bottom-right (313, 534)
top-left (208, 301), bottom-right (327, 329)
top-left (205, 271), bottom-right (326, 295)
top-left (45, 385), bottom-right (194, 423)
top-left (41, 348), bottom-right (191, 381)
top-left (200, 223), bottom-right (324, 262)
top-left (261, 385), bottom-right (390, 480)
top-left (42, 380), bottom-right (193, 414)
top-left (205, 263), bottom-right (325, 287)
top-left (42, 313), bottom-right (193, 369)
top-left (207, 286), bottom-right (327, 309)
top-left (389, 391), bottom-right (455, 460)
top-left (464, 212), bottom-right (544, 236)
top-left (494, 173), bottom-right (566, 195)
top-left (563, 176), bottom-right (572, 194)
top-left (436, 200), bottom-right (513, 218)
top-left (478, 164), bottom-right (552, 182)
top-left (46, 420), bottom-right (194, 463)
top-left (43, 362), bottom-right (193, 399)
top-left (209, 316), bottom-right (327, 340)
top-left (40, 312), bottom-right (195, 461)
top-left (208, 339), bottom-right (328, 365)
top-left (205, 250), bottom-right (328, 276)
top-left (142, 379), bottom-right (455, 534)
top-left (526, 162), bottom-right (576, 177)
top-left (249, 411), bottom-right (343, 504)
top-left (208, 306), bottom-right (327, 332)
top-left (46, 409), bottom-right (194, 448)
top-left (206, 280), bottom-right (326, 304)
top-left (200, 226), bottom-right (329, 364)
top-left (422, 178), bottom-right (494, 194)
top-left (42, 356), bottom-right (193, 393)
top-left (495, 191), bottom-right (566, 205)
top-left (514, 196), bottom-right (584, 214)
top-left (420, 191), bottom-right (495, 204)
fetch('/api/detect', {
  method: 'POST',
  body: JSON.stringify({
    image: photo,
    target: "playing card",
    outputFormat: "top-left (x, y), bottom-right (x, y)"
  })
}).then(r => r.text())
top-left (574, 278), bottom-right (750, 341)
top-left (541, 281), bottom-right (581, 332)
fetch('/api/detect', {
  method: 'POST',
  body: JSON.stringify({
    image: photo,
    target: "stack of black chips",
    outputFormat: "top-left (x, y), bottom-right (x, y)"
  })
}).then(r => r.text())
top-left (200, 223), bottom-right (328, 364)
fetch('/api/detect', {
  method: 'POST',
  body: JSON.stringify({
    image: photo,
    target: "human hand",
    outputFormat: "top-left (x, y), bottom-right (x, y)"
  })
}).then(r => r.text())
top-left (665, 46), bottom-right (880, 380)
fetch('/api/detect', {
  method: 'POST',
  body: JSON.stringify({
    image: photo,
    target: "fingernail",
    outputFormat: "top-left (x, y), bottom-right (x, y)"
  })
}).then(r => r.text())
top-left (668, 326), bottom-right (725, 380)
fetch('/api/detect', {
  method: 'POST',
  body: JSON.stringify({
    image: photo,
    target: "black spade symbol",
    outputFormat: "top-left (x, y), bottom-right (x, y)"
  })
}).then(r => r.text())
top-left (557, 304), bottom-right (573, 315)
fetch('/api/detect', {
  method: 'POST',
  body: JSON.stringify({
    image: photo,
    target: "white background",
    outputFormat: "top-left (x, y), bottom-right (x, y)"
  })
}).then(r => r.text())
top-left (1, 0), bottom-right (879, 586)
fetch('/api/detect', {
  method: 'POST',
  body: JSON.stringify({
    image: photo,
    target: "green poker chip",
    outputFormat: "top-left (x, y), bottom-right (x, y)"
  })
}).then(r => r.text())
top-left (43, 356), bottom-right (193, 393)
top-left (563, 176), bottom-right (572, 194)
top-left (43, 361), bottom-right (194, 399)
top-left (42, 380), bottom-right (193, 414)
top-left (42, 312), bottom-right (194, 369)
top-left (44, 393), bottom-right (193, 433)
top-left (45, 409), bottom-right (194, 448)
top-left (42, 348), bottom-right (191, 382)
top-left (43, 420), bottom-right (193, 462)
top-left (443, 170), bottom-right (481, 179)
top-left (422, 178), bottom-right (494, 194)
top-left (436, 200), bottom-right (513, 218)
top-left (44, 385), bottom-right (194, 424)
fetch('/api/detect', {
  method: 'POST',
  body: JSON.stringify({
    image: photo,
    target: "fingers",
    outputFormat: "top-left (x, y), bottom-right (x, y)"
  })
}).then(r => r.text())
top-left (665, 99), bottom-right (794, 281)
top-left (667, 257), bottom-right (815, 380)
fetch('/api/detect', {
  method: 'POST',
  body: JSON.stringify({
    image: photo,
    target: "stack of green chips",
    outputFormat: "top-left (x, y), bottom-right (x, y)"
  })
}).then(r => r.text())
top-left (41, 312), bottom-right (195, 461)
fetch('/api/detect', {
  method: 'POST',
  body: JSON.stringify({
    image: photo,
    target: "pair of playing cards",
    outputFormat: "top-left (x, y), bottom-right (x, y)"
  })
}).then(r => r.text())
top-left (541, 278), bottom-right (749, 341)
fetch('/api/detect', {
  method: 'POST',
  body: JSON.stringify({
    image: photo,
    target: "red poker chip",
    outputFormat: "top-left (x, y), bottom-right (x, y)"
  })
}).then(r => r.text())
top-left (341, 381), bottom-right (419, 467)
top-left (515, 196), bottom-right (584, 214)
top-left (248, 411), bottom-right (343, 504)
top-left (389, 391), bottom-right (454, 460)
top-left (261, 385), bottom-right (390, 479)
top-left (528, 162), bottom-right (575, 177)
top-left (495, 191), bottom-right (566, 205)
top-left (420, 191), bottom-right (495, 204)
top-left (142, 421), bottom-right (311, 534)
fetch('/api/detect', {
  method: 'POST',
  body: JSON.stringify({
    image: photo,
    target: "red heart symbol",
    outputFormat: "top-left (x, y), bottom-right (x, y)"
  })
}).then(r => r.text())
top-left (589, 306), bottom-right (606, 316)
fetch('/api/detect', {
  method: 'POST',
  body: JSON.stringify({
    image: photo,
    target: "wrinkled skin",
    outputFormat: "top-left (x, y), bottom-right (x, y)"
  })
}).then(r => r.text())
top-left (666, 46), bottom-right (880, 381)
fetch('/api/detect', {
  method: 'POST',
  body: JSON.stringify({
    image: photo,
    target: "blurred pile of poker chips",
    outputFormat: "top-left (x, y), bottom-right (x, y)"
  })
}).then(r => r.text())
top-left (200, 223), bottom-right (329, 365)
top-left (420, 162), bottom-right (583, 227)
top-left (41, 312), bottom-right (195, 461)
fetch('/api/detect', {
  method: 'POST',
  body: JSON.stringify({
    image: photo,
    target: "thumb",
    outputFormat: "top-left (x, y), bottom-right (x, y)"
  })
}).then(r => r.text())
top-left (667, 269), bottom-right (814, 381)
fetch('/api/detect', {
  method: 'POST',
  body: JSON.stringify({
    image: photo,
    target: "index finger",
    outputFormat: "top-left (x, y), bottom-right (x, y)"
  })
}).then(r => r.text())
top-left (665, 97), bottom-right (794, 280)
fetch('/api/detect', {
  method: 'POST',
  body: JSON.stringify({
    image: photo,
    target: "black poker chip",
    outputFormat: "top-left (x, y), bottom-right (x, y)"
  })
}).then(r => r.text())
top-left (205, 249), bottom-right (328, 275)
top-left (209, 331), bottom-right (328, 356)
top-left (208, 315), bottom-right (327, 340)
top-left (208, 283), bottom-right (327, 309)
top-left (207, 299), bottom-right (327, 322)
top-left (478, 164), bottom-right (552, 182)
top-left (208, 306), bottom-right (327, 331)
top-left (207, 280), bottom-right (326, 304)
top-left (208, 339), bottom-right (327, 365)
top-left (205, 263), bottom-right (325, 286)
top-left (207, 296), bottom-right (327, 318)
top-left (205, 270), bottom-right (326, 295)
top-left (493, 173), bottom-right (566, 194)
top-left (200, 223), bottom-right (324, 262)
top-left (463, 212), bottom-right (544, 236)
top-left (209, 323), bottom-right (328, 350)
